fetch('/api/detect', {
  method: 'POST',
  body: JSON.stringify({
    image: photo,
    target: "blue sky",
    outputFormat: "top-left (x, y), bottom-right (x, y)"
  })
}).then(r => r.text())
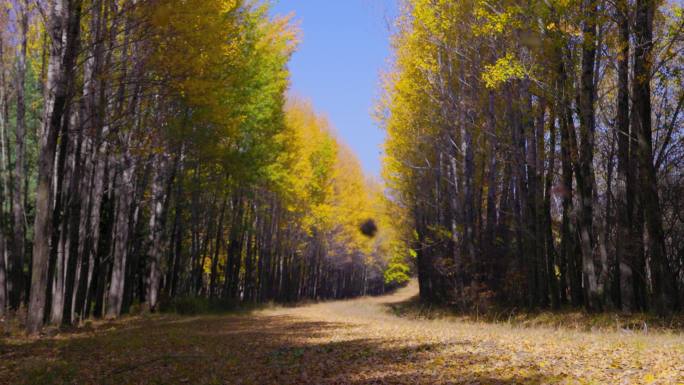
top-left (270, 0), bottom-right (398, 177)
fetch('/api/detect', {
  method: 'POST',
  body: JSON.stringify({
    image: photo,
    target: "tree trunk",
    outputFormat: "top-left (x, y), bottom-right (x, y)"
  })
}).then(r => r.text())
top-left (209, 195), bottom-right (228, 300)
top-left (10, 0), bottom-right (29, 312)
top-left (544, 106), bottom-right (560, 309)
top-left (0, 34), bottom-right (9, 317)
top-left (633, 0), bottom-right (675, 314)
top-left (614, 0), bottom-right (634, 312)
top-left (105, 154), bottom-right (135, 318)
top-left (225, 193), bottom-right (245, 299)
top-left (74, 0), bottom-right (107, 321)
top-left (27, 0), bottom-right (83, 334)
top-left (48, 107), bottom-right (76, 325)
top-left (79, 142), bottom-right (108, 318)
top-left (146, 153), bottom-right (172, 311)
top-left (577, 0), bottom-right (601, 311)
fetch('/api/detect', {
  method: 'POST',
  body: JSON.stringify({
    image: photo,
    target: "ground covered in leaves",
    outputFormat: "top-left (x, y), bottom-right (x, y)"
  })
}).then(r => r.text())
top-left (2, 283), bottom-right (683, 384)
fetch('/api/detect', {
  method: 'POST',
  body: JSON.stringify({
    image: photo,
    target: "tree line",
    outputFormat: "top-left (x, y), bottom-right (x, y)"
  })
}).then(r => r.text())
top-left (380, 0), bottom-right (683, 314)
top-left (0, 0), bottom-right (401, 335)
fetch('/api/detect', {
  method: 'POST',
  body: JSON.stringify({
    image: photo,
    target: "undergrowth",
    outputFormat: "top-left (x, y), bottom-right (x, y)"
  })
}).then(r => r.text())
top-left (386, 296), bottom-right (684, 333)
top-left (159, 296), bottom-right (274, 316)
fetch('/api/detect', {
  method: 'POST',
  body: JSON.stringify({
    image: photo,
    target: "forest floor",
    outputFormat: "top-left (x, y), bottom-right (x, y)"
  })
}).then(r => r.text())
top-left (2, 282), bottom-right (684, 385)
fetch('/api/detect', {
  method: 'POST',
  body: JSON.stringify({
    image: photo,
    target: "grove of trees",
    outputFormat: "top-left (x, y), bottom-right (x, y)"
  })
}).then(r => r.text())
top-left (380, 0), bottom-right (684, 314)
top-left (0, 0), bottom-right (402, 334)
top-left (4, 0), bottom-right (681, 338)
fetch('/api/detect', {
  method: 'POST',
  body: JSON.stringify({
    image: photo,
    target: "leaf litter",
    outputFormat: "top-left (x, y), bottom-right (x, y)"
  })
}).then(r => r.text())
top-left (2, 283), bottom-right (683, 384)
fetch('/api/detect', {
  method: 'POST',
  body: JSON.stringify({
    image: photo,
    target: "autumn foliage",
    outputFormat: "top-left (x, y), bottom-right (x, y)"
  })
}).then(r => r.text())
top-left (0, 0), bottom-right (402, 334)
top-left (380, 0), bottom-right (684, 313)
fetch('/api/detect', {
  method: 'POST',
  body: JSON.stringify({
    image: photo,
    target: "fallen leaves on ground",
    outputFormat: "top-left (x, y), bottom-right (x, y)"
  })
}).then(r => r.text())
top-left (2, 283), bottom-right (683, 384)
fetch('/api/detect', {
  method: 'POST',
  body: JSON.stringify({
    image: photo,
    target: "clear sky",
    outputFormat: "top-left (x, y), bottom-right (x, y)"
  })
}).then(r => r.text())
top-left (270, 0), bottom-right (398, 177)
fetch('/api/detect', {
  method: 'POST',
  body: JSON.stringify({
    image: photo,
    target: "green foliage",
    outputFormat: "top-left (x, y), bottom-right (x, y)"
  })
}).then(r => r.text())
top-left (384, 261), bottom-right (411, 285)
top-left (384, 241), bottom-right (413, 285)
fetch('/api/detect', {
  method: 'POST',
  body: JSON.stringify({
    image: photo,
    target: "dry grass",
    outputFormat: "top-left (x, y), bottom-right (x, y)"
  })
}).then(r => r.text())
top-left (385, 286), bottom-right (684, 334)
top-left (1, 282), bottom-right (683, 384)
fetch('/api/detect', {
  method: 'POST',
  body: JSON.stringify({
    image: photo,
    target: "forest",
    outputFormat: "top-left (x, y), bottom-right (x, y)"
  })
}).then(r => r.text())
top-left (0, 0), bottom-right (404, 335)
top-left (380, 0), bottom-right (684, 315)
top-left (2, 0), bottom-right (684, 384)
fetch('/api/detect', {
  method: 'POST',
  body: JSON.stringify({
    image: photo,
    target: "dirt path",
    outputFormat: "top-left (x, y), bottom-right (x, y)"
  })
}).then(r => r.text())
top-left (3, 283), bottom-right (684, 384)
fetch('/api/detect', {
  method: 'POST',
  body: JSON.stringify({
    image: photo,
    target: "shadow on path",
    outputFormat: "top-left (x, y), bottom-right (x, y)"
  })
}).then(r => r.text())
top-left (3, 313), bottom-right (551, 384)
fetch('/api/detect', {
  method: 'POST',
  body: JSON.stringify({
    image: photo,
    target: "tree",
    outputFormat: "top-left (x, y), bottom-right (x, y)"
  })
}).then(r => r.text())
top-left (380, 0), bottom-right (684, 313)
top-left (28, 0), bottom-right (82, 334)
top-left (10, 0), bottom-right (29, 312)
top-left (8, 0), bottom-right (400, 332)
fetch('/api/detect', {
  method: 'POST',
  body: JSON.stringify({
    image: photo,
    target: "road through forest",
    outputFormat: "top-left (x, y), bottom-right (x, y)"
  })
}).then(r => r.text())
top-left (4, 282), bottom-right (684, 384)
